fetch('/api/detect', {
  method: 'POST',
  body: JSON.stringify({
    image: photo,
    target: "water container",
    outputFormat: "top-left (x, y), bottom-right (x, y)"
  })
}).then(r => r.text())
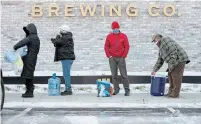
top-left (48, 73), bottom-right (61, 96)
top-left (18, 46), bottom-right (28, 57)
top-left (96, 79), bottom-right (113, 97)
top-left (4, 50), bottom-right (23, 75)
top-left (4, 46), bottom-right (27, 64)
top-left (4, 51), bottom-right (18, 63)
top-left (13, 54), bottom-right (23, 75)
top-left (150, 75), bottom-right (167, 96)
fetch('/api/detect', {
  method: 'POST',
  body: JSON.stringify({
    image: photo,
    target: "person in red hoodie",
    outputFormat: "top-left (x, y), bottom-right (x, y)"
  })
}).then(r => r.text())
top-left (104, 21), bottom-right (130, 96)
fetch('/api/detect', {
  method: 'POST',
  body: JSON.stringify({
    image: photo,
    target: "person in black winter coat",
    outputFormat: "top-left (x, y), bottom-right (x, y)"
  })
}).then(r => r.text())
top-left (13, 23), bottom-right (40, 98)
top-left (51, 25), bottom-right (75, 95)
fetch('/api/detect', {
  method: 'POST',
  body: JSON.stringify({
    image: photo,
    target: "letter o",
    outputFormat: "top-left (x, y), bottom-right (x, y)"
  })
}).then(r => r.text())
top-left (164, 5), bottom-right (176, 17)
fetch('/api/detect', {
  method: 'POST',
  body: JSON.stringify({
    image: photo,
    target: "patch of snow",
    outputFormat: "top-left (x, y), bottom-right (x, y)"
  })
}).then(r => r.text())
top-left (4, 84), bottom-right (201, 93)
top-left (2, 71), bottom-right (201, 76)
top-left (66, 116), bottom-right (99, 124)
top-left (129, 116), bottom-right (201, 124)
top-left (4, 102), bottom-right (201, 108)
top-left (1, 0), bottom-right (197, 2)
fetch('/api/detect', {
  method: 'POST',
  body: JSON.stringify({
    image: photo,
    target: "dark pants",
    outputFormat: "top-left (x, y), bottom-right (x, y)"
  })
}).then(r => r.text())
top-left (25, 79), bottom-right (34, 90)
top-left (109, 57), bottom-right (129, 91)
top-left (168, 62), bottom-right (185, 96)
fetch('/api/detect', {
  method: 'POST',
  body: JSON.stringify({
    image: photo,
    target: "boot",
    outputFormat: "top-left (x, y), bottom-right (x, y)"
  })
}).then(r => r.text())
top-left (22, 79), bottom-right (34, 98)
top-left (124, 89), bottom-right (130, 96)
top-left (164, 88), bottom-right (173, 97)
top-left (61, 90), bottom-right (72, 96)
top-left (22, 86), bottom-right (34, 98)
top-left (113, 87), bottom-right (120, 95)
top-left (169, 89), bottom-right (180, 98)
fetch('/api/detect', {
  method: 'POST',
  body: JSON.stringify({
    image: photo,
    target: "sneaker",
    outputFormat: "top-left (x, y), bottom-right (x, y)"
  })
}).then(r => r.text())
top-left (61, 90), bottom-right (73, 96)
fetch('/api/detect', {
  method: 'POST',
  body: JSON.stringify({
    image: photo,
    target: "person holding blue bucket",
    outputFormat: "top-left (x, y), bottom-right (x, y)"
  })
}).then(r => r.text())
top-left (13, 23), bottom-right (40, 98)
top-left (51, 25), bottom-right (75, 95)
top-left (151, 34), bottom-right (190, 98)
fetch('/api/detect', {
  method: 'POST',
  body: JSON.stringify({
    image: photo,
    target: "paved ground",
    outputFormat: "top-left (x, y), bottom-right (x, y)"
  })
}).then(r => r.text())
top-left (1, 93), bottom-right (201, 124)
top-left (1, 107), bottom-right (201, 124)
top-left (3, 93), bottom-right (201, 108)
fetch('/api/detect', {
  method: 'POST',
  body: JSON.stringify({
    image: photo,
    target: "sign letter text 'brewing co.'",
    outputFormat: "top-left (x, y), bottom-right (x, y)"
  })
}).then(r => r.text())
top-left (31, 3), bottom-right (181, 17)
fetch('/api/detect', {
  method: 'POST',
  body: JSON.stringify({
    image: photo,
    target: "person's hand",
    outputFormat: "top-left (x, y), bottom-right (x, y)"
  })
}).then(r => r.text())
top-left (12, 47), bottom-right (16, 52)
top-left (122, 56), bottom-right (126, 59)
top-left (151, 72), bottom-right (156, 76)
top-left (56, 35), bottom-right (60, 39)
top-left (51, 38), bottom-right (56, 44)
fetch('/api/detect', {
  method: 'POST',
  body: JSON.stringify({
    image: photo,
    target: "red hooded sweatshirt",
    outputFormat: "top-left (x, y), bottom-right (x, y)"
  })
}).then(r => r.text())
top-left (104, 21), bottom-right (130, 58)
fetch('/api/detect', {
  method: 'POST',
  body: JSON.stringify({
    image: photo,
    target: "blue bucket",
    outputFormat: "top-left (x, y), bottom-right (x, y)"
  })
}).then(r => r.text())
top-left (150, 75), bottom-right (167, 96)
top-left (96, 80), bottom-right (111, 97)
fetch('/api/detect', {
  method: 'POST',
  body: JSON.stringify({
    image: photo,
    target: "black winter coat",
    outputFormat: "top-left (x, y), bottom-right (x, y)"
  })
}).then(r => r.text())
top-left (51, 32), bottom-right (75, 61)
top-left (14, 23), bottom-right (40, 79)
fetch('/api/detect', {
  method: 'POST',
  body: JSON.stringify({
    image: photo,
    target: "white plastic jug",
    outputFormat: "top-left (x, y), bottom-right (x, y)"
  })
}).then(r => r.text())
top-left (18, 46), bottom-right (28, 57)
top-left (4, 51), bottom-right (18, 63)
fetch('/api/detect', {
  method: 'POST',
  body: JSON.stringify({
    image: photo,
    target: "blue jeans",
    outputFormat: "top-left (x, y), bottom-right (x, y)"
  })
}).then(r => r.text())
top-left (61, 60), bottom-right (73, 91)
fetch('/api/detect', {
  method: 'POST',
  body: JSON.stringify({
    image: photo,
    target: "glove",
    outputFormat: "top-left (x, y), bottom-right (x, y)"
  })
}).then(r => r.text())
top-left (13, 46), bottom-right (17, 51)
top-left (151, 72), bottom-right (156, 76)
top-left (56, 35), bottom-right (60, 39)
top-left (51, 38), bottom-right (56, 44)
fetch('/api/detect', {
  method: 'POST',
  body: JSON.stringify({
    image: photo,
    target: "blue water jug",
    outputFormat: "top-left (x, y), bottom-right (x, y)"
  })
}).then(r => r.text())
top-left (96, 80), bottom-right (111, 97)
top-left (48, 73), bottom-right (61, 96)
top-left (18, 46), bottom-right (28, 57)
top-left (150, 75), bottom-right (167, 96)
top-left (4, 51), bottom-right (18, 63)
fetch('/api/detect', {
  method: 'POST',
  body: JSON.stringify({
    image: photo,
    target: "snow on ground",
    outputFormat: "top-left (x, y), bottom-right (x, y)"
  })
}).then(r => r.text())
top-left (4, 84), bottom-right (201, 93)
top-left (2, 114), bottom-right (201, 124)
top-left (3, 71), bottom-right (201, 76)
top-left (9, 116), bottom-right (200, 124)
top-left (4, 102), bottom-right (201, 108)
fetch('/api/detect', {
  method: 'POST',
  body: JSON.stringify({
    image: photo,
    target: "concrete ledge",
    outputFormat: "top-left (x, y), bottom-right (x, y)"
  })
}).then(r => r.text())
top-left (3, 75), bottom-right (201, 84)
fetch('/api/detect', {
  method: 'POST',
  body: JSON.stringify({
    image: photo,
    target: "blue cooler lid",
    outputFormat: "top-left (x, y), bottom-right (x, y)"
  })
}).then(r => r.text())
top-left (157, 74), bottom-right (168, 79)
top-left (154, 75), bottom-right (167, 78)
top-left (151, 74), bottom-right (168, 81)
